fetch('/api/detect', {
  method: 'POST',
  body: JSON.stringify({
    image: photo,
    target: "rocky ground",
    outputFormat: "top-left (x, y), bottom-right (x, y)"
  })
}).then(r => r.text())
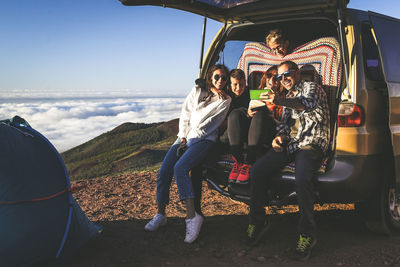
top-left (64, 172), bottom-right (400, 266)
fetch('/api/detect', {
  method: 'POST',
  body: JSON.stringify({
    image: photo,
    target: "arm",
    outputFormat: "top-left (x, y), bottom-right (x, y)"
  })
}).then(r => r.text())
top-left (263, 82), bottom-right (318, 111)
top-left (193, 97), bottom-right (232, 139)
top-left (276, 107), bottom-right (291, 139)
top-left (274, 82), bottom-right (318, 111)
top-left (273, 97), bottom-right (305, 111)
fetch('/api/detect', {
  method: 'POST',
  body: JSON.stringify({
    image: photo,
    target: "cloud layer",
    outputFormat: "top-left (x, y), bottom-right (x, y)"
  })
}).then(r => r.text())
top-left (0, 95), bottom-right (184, 152)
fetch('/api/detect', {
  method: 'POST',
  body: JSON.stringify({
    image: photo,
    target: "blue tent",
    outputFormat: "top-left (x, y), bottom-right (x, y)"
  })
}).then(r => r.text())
top-left (0, 117), bottom-right (102, 266)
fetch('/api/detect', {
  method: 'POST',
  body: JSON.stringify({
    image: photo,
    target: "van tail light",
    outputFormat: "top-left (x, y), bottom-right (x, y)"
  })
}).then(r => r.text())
top-left (338, 103), bottom-right (364, 127)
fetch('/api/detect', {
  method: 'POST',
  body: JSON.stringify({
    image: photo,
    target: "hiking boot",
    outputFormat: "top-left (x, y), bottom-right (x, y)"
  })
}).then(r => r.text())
top-left (236, 164), bottom-right (252, 184)
top-left (246, 220), bottom-right (271, 246)
top-left (144, 213), bottom-right (167, 231)
top-left (184, 212), bottom-right (204, 243)
top-left (289, 234), bottom-right (317, 261)
top-left (229, 157), bottom-right (242, 183)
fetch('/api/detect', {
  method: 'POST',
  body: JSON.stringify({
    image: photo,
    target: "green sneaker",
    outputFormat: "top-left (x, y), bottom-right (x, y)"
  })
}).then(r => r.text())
top-left (289, 234), bottom-right (317, 261)
top-left (246, 221), bottom-right (270, 246)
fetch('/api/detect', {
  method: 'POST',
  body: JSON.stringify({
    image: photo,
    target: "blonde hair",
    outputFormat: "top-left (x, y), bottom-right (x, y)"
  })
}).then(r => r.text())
top-left (266, 29), bottom-right (286, 46)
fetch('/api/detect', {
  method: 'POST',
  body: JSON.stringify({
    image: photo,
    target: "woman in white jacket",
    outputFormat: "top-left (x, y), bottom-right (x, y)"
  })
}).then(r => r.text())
top-left (145, 64), bottom-right (232, 243)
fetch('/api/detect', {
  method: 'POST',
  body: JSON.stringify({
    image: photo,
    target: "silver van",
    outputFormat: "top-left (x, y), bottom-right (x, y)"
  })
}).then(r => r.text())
top-left (121, 0), bottom-right (400, 234)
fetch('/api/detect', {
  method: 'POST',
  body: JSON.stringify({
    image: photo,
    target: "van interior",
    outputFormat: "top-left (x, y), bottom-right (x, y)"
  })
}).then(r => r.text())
top-left (203, 18), bottom-right (344, 201)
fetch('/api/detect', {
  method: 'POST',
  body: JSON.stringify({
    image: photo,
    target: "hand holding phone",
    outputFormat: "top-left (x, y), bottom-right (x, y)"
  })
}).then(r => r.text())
top-left (249, 89), bottom-right (272, 100)
top-left (260, 90), bottom-right (275, 103)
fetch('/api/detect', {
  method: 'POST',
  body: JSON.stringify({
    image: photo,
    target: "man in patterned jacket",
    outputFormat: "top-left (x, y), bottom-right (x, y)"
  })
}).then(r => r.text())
top-left (246, 60), bottom-right (330, 261)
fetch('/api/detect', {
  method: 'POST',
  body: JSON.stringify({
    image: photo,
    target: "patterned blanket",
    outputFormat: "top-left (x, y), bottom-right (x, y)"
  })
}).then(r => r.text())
top-left (237, 37), bottom-right (342, 90)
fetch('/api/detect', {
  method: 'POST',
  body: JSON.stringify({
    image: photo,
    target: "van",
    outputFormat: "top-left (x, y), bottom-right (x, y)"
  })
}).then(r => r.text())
top-left (120, 0), bottom-right (400, 234)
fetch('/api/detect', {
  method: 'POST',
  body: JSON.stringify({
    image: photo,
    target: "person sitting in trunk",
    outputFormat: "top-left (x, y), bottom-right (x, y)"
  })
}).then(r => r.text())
top-left (227, 66), bottom-right (281, 184)
top-left (144, 64), bottom-right (231, 244)
top-left (248, 65), bottom-right (287, 122)
top-left (246, 60), bottom-right (330, 261)
top-left (266, 28), bottom-right (292, 58)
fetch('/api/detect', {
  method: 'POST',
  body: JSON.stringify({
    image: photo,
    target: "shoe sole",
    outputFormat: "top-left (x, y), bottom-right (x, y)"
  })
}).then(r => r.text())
top-left (144, 220), bottom-right (167, 232)
top-left (236, 180), bottom-right (249, 185)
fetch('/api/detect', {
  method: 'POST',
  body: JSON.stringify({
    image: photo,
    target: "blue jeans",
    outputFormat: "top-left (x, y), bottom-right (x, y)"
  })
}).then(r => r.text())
top-left (156, 139), bottom-right (214, 205)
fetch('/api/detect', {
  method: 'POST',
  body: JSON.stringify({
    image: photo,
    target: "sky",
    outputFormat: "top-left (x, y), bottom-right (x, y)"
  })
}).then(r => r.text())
top-left (0, 0), bottom-right (399, 96)
top-left (0, 0), bottom-right (399, 152)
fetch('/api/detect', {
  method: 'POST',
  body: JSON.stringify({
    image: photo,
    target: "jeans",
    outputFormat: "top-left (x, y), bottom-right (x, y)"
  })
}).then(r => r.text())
top-left (156, 139), bottom-right (214, 205)
top-left (227, 107), bottom-right (275, 164)
top-left (249, 146), bottom-right (323, 238)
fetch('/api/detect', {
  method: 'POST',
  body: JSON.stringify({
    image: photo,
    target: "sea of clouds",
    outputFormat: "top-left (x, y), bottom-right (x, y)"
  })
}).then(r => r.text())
top-left (0, 90), bottom-right (185, 152)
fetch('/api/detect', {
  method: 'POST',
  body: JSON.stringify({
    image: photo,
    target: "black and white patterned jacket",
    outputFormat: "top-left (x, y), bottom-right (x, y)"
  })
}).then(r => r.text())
top-left (276, 81), bottom-right (330, 154)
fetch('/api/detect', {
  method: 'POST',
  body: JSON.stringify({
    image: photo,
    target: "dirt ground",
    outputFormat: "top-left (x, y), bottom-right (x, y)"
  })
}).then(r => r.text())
top-left (64, 172), bottom-right (400, 267)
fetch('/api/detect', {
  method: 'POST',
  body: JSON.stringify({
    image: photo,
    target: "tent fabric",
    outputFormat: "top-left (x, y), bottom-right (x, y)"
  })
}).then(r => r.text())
top-left (0, 117), bottom-right (102, 266)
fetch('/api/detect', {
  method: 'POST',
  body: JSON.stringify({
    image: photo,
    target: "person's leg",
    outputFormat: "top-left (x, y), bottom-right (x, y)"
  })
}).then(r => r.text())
top-left (249, 149), bottom-right (290, 225)
top-left (289, 147), bottom-right (323, 260)
top-left (238, 110), bottom-right (276, 184)
top-left (294, 147), bottom-right (323, 238)
top-left (247, 109), bottom-right (276, 165)
top-left (227, 108), bottom-right (249, 163)
top-left (191, 165), bottom-right (204, 216)
top-left (174, 140), bottom-right (214, 243)
top-left (226, 108), bottom-right (250, 183)
top-left (174, 140), bottom-right (214, 217)
top-left (247, 148), bottom-right (290, 245)
top-left (145, 143), bottom-right (180, 231)
top-left (156, 143), bottom-right (180, 214)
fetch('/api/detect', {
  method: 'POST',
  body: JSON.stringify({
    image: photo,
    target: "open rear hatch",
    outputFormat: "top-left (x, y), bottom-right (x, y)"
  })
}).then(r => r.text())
top-left (120, 0), bottom-right (348, 22)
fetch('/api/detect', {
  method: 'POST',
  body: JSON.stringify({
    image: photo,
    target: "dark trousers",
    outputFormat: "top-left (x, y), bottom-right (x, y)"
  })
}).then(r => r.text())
top-left (249, 147), bottom-right (323, 237)
top-left (227, 108), bottom-right (275, 164)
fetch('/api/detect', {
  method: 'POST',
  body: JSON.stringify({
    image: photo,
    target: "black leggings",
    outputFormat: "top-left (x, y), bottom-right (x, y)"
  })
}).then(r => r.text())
top-left (227, 107), bottom-right (276, 164)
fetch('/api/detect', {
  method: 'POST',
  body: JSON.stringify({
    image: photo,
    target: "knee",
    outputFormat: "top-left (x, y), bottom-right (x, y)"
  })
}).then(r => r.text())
top-left (173, 163), bottom-right (188, 179)
top-left (295, 172), bottom-right (313, 190)
top-left (228, 109), bottom-right (243, 124)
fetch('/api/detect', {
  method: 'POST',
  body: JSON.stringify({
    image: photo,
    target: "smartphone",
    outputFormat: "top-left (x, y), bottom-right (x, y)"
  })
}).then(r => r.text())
top-left (249, 89), bottom-right (272, 100)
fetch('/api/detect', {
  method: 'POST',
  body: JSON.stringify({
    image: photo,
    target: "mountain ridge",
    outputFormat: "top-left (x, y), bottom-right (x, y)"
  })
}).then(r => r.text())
top-left (61, 119), bottom-right (178, 180)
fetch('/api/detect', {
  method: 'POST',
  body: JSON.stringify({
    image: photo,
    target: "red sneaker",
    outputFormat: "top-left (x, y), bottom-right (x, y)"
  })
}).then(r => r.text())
top-left (236, 164), bottom-right (252, 184)
top-left (229, 157), bottom-right (242, 183)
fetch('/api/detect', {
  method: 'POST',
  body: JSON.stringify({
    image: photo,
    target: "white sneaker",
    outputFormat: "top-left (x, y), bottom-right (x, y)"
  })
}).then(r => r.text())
top-left (184, 212), bottom-right (204, 243)
top-left (144, 214), bottom-right (167, 231)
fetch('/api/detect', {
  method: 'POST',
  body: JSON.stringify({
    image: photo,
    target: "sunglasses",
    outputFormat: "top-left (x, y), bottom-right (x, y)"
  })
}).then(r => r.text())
top-left (275, 70), bottom-right (293, 81)
top-left (271, 45), bottom-right (283, 53)
top-left (213, 74), bottom-right (227, 82)
top-left (265, 72), bottom-right (276, 79)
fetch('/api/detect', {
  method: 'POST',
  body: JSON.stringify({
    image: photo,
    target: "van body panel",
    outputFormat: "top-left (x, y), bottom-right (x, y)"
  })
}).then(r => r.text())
top-left (315, 155), bottom-right (382, 202)
top-left (369, 12), bottom-right (400, 185)
top-left (336, 127), bottom-right (384, 155)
